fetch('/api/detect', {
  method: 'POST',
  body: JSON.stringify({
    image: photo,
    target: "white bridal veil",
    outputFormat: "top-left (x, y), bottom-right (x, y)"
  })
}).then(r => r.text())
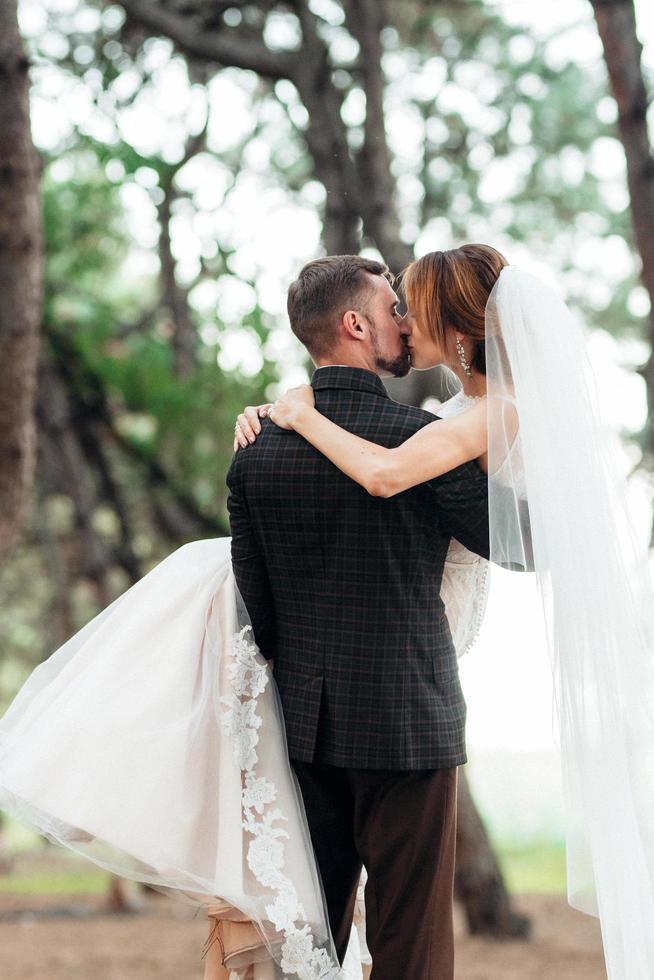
top-left (486, 268), bottom-right (654, 979)
top-left (0, 538), bottom-right (344, 979)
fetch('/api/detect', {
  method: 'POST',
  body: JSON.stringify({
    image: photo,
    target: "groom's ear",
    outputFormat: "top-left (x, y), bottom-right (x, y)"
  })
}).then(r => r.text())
top-left (341, 309), bottom-right (367, 343)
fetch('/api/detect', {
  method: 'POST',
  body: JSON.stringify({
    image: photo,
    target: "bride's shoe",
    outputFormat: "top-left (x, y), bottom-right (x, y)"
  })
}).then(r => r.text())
top-left (203, 901), bottom-right (275, 980)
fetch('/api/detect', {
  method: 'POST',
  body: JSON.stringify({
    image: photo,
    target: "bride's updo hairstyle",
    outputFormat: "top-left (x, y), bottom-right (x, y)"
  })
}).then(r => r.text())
top-left (401, 244), bottom-right (508, 375)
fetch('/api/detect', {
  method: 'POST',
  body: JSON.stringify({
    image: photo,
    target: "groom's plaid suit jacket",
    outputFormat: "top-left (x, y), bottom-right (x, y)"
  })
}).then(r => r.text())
top-left (226, 366), bottom-right (489, 769)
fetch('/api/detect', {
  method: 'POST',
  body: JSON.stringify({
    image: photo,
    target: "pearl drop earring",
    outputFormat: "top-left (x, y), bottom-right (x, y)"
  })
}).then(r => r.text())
top-left (456, 337), bottom-right (473, 378)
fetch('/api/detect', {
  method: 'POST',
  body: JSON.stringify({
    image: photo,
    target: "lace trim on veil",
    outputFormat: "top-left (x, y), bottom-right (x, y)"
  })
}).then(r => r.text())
top-left (220, 626), bottom-right (342, 980)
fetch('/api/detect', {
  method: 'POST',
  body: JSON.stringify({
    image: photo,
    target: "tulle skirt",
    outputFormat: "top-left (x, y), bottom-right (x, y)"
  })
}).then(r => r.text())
top-left (0, 537), bottom-right (353, 979)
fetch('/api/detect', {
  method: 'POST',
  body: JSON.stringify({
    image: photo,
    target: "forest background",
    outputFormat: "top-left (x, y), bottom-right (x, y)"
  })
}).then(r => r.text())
top-left (0, 0), bottom-right (653, 948)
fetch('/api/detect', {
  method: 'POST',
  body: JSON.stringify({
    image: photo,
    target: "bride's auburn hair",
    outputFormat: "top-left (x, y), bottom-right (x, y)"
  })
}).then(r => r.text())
top-left (401, 244), bottom-right (508, 376)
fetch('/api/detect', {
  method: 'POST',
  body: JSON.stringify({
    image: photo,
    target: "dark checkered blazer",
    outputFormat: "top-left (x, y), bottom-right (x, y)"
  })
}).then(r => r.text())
top-left (226, 366), bottom-right (490, 769)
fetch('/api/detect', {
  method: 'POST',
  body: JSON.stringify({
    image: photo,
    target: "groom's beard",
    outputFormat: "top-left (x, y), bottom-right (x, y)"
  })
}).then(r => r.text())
top-left (370, 320), bottom-right (412, 378)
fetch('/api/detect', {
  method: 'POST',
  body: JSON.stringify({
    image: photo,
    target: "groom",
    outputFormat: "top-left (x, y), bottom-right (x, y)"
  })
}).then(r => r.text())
top-left (226, 255), bottom-right (490, 979)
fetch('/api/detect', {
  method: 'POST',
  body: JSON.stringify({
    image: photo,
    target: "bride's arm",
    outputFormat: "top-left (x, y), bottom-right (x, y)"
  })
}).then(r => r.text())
top-left (267, 386), bottom-right (487, 498)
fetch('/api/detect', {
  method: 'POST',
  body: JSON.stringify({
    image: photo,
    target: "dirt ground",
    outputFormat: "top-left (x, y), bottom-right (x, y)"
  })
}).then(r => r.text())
top-left (0, 859), bottom-right (607, 980)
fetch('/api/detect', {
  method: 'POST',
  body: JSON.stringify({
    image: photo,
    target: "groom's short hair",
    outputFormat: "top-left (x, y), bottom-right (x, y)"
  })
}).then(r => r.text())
top-left (287, 255), bottom-right (391, 358)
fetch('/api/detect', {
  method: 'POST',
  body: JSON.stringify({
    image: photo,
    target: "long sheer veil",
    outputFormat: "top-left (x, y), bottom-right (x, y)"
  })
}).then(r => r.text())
top-left (486, 268), bottom-right (654, 978)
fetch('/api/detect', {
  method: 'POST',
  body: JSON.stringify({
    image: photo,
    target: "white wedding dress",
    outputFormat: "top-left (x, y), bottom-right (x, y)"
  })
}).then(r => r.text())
top-left (0, 539), bottom-right (344, 979)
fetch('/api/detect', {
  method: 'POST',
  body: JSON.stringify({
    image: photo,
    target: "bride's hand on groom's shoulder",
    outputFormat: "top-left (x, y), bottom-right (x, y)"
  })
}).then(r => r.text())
top-left (234, 403), bottom-right (273, 451)
top-left (268, 384), bottom-right (315, 432)
top-left (234, 386), bottom-right (315, 449)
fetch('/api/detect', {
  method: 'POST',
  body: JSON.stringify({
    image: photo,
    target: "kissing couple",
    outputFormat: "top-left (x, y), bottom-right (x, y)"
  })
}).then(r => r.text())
top-left (1, 246), bottom-right (654, 980)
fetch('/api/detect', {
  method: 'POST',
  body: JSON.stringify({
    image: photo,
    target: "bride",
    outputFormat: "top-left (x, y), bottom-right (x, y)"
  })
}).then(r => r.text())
top-left (1, 245), bottom-right (653, 980)
top-left (238, 246), bottom-right (654, 980)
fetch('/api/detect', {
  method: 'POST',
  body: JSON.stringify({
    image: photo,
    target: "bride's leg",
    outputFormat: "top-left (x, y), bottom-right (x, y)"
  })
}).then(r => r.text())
top-left (203, 908), bottom-right (276, 980)
top-left (202, 917), bottom-right (230, 980)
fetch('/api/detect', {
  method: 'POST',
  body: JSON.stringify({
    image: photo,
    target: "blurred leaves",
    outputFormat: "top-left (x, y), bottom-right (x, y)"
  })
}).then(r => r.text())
top-left (1, 0), bottom-right (649, 683)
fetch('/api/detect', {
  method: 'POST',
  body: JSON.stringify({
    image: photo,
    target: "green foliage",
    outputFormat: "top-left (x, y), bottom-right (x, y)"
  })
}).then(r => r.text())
top-left (2, 133), bottom-right (277, 677)
top-left (0, 869), bottom-right (109, 895)
top-left (2, 0), bottom-right (647, 689)
top-left (40, 139), bottom-right (276, 518)
top-left (498, 839), bottom-right (567, 895)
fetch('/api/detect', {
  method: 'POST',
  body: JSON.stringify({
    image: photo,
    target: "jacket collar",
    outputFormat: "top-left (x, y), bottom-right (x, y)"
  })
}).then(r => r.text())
top-left (311, 365), bottom-right (390, 399)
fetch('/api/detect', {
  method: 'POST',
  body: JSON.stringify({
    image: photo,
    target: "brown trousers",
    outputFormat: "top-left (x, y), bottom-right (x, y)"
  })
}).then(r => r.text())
top-left (291, 761), bottom-right (458, 980)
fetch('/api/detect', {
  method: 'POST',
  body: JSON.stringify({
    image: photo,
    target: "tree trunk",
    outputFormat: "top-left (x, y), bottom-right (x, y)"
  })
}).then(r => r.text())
top-left (342, 0), bottom-right (411, 275)
top-left (105, 875), bottom-right (145, 913)
top-left (158, 187), bottom-right (197, 378)
top-left (292, 3), bottom-right (364, 255)
top-left (35, 472), bottom-right (77, 653)
top-left (36, 350), bottom-right (117, 598)
top-left (590, 0), bottom-right (654, 477)
top-left (158, 116), bottom-right (209, 378)
top-left (0, 0), bottom-right (43, 565)
top-left (455, 769), bottom-right (530, 937)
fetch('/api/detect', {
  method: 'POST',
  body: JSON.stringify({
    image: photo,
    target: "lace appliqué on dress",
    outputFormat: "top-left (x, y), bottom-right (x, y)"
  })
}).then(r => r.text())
top-left (437, 391), bottom-right (491, 658)
top-left (220, 626), bottom-right (342, 980)
top-left (442, 543), bottom-right (490, 658)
